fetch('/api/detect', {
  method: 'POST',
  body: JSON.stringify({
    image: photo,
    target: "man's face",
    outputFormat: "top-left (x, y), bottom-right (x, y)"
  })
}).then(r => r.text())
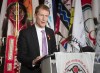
top-left (35, 8), bottom-right (49, 28)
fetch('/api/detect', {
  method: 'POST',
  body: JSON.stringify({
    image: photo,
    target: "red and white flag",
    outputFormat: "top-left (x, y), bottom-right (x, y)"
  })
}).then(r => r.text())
top-left (4, 36), bottom-right (17, 73)
top-left (82, 0), bottom-right (96, 49)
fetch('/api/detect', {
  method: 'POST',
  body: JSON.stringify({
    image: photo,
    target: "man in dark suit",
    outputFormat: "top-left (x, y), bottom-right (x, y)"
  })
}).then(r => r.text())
top-left (17, 4), bottom-right (57, 73)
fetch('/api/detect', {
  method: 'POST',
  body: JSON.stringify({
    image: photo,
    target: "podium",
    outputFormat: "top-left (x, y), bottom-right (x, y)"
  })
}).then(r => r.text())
top-left (41, 52), bottom-right (95, 73)
top-left (41, 56), bottom-right (57, 73)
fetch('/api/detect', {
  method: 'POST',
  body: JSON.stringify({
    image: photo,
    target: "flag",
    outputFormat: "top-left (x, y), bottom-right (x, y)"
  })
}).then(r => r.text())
top-left (39, 0), bottom-right (44, 5)
top-left (67, 0), bottom-right (86, 52)
top-left (6, 2), bottom-right (28, 36)
top-left (32, 0), bottom-right (39, 23)
top-left (7, 0), bottom-right (18, 6)
top-left (0, 0), bottom-right (3, 13)
top-left (92, 0), bottom-right (100, 52)
top-left (82, 0), bottom-right (96, 49)
top-left (44, 0), bottom-right (54, 30)
top-left (4, 1), bottom-right (21, 73)
top-left (4, 36), bottom-right (17, 73)
top-left (60, 36), bottom-right (71, 50)
top-left (0, 0), bottom-right (7, 37)
top-left (92, 0), bottom-right (100, 23)
top-left (58, 0), bottom-right (71, 30)
top-left (68, 0), bottom-right (75, 35)
top-left (21, 0), bottom-right (39, 25)
top-left (55, 14), bottom-right (69, 51)
top-left (6, 0), bottom-right (20, 36)
top-left (60, 39), bottom-right (68, 50)
top-left (22, 0), bottom-right (33, 25)
top-left (55, 0), bottom-right (71, 51)
top-left (95, 26), bottom-right (100, 52)
top-left (52, 0), bottom-right (57, 26)
top-left (7, 20), bottom-right (15, 36)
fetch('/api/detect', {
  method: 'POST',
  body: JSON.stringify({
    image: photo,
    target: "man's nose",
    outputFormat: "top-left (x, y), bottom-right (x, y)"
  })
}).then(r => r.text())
top-left (42, 16), bottom-right (45, 21)
top-left (43, 17), bottom-right (45, 20)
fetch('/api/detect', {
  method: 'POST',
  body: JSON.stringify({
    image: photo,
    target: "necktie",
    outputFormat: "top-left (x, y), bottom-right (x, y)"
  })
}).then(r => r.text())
top-left (41, 30), bottom-right (47, 56)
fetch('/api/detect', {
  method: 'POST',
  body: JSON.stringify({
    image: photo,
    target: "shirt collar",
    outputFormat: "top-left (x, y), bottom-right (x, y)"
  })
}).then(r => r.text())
top-left (35, 23), bottom-right (45, 31)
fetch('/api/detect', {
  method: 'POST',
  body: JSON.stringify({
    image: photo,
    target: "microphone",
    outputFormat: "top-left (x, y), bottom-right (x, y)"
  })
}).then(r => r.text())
top-left (78, 44), bottom-right (83, 52)
top-left (80, 46), bottom-right (95, 52)
top-left (46, 21), bottom-right (51, 28)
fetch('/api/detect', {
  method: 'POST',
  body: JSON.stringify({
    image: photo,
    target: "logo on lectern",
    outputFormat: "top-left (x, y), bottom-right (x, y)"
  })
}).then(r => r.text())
top-left (64, 59), bottom-right (89, 73)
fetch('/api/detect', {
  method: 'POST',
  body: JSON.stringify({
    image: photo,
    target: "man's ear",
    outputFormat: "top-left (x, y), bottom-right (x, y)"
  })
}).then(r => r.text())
top-left (34, 14), bottom-right (36, 18)
top-left (34, 14), bottom-right (36, 22)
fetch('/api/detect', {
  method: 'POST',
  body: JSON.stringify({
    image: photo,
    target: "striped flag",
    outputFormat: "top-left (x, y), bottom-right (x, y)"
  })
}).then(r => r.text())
top-left (55, 0), bottom-right (71, 51)
top-left (60, 36), bottom-right (71, 50)
top-left (61, 39), bottom-right (68, 50)
top-left (82, 0), bottom-right (96, 49)
top-left (67, 0), bottom-right (86, 52)
top-left (58, 0), bottom-right (71, 31)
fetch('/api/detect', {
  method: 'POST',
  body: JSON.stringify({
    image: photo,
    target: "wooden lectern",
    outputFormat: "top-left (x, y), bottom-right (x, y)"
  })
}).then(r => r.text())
top-left (41, 56), bottom-right (57, 73)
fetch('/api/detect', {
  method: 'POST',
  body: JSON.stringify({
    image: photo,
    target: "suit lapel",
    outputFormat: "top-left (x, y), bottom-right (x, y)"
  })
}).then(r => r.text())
top-left (45, 27), bottom-right (51, 54)
top-left (29, 26), bottom-right (51, 55)
top-left (30, 25), bottom-right (40, 55)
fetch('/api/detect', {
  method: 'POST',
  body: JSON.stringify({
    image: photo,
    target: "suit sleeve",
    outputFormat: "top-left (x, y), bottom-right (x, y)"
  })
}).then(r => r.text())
top-left (17, 30), bottom-right (34, 68)
top-left (50, 29), bottom-right (58, 54)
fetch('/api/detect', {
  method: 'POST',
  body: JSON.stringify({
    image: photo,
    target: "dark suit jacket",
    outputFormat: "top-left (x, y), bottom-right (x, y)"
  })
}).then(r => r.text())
top-left (17, 25), bottom-right (57, 73)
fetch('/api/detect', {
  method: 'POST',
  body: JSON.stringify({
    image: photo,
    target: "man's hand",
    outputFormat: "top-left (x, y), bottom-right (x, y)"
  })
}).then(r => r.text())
top-left (32, 56), bottom-right (42, 65)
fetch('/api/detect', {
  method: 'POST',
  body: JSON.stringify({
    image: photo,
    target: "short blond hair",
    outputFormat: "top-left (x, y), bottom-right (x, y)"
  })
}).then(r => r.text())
top-left (35, 4), bottom-right (50, 14)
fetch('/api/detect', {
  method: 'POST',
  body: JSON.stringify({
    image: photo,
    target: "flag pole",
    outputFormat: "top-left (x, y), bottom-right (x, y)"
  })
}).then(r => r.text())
top-left (15, 2), bottom-right (18, 37)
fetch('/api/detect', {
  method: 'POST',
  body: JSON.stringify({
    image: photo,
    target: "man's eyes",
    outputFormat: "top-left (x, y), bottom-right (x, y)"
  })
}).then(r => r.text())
top-left (39, 14), bottom-right (48, 17)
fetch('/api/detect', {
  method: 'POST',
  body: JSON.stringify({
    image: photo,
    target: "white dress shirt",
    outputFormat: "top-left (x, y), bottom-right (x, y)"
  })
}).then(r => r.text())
top-left (35, 24), bottom-right (48, 56)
